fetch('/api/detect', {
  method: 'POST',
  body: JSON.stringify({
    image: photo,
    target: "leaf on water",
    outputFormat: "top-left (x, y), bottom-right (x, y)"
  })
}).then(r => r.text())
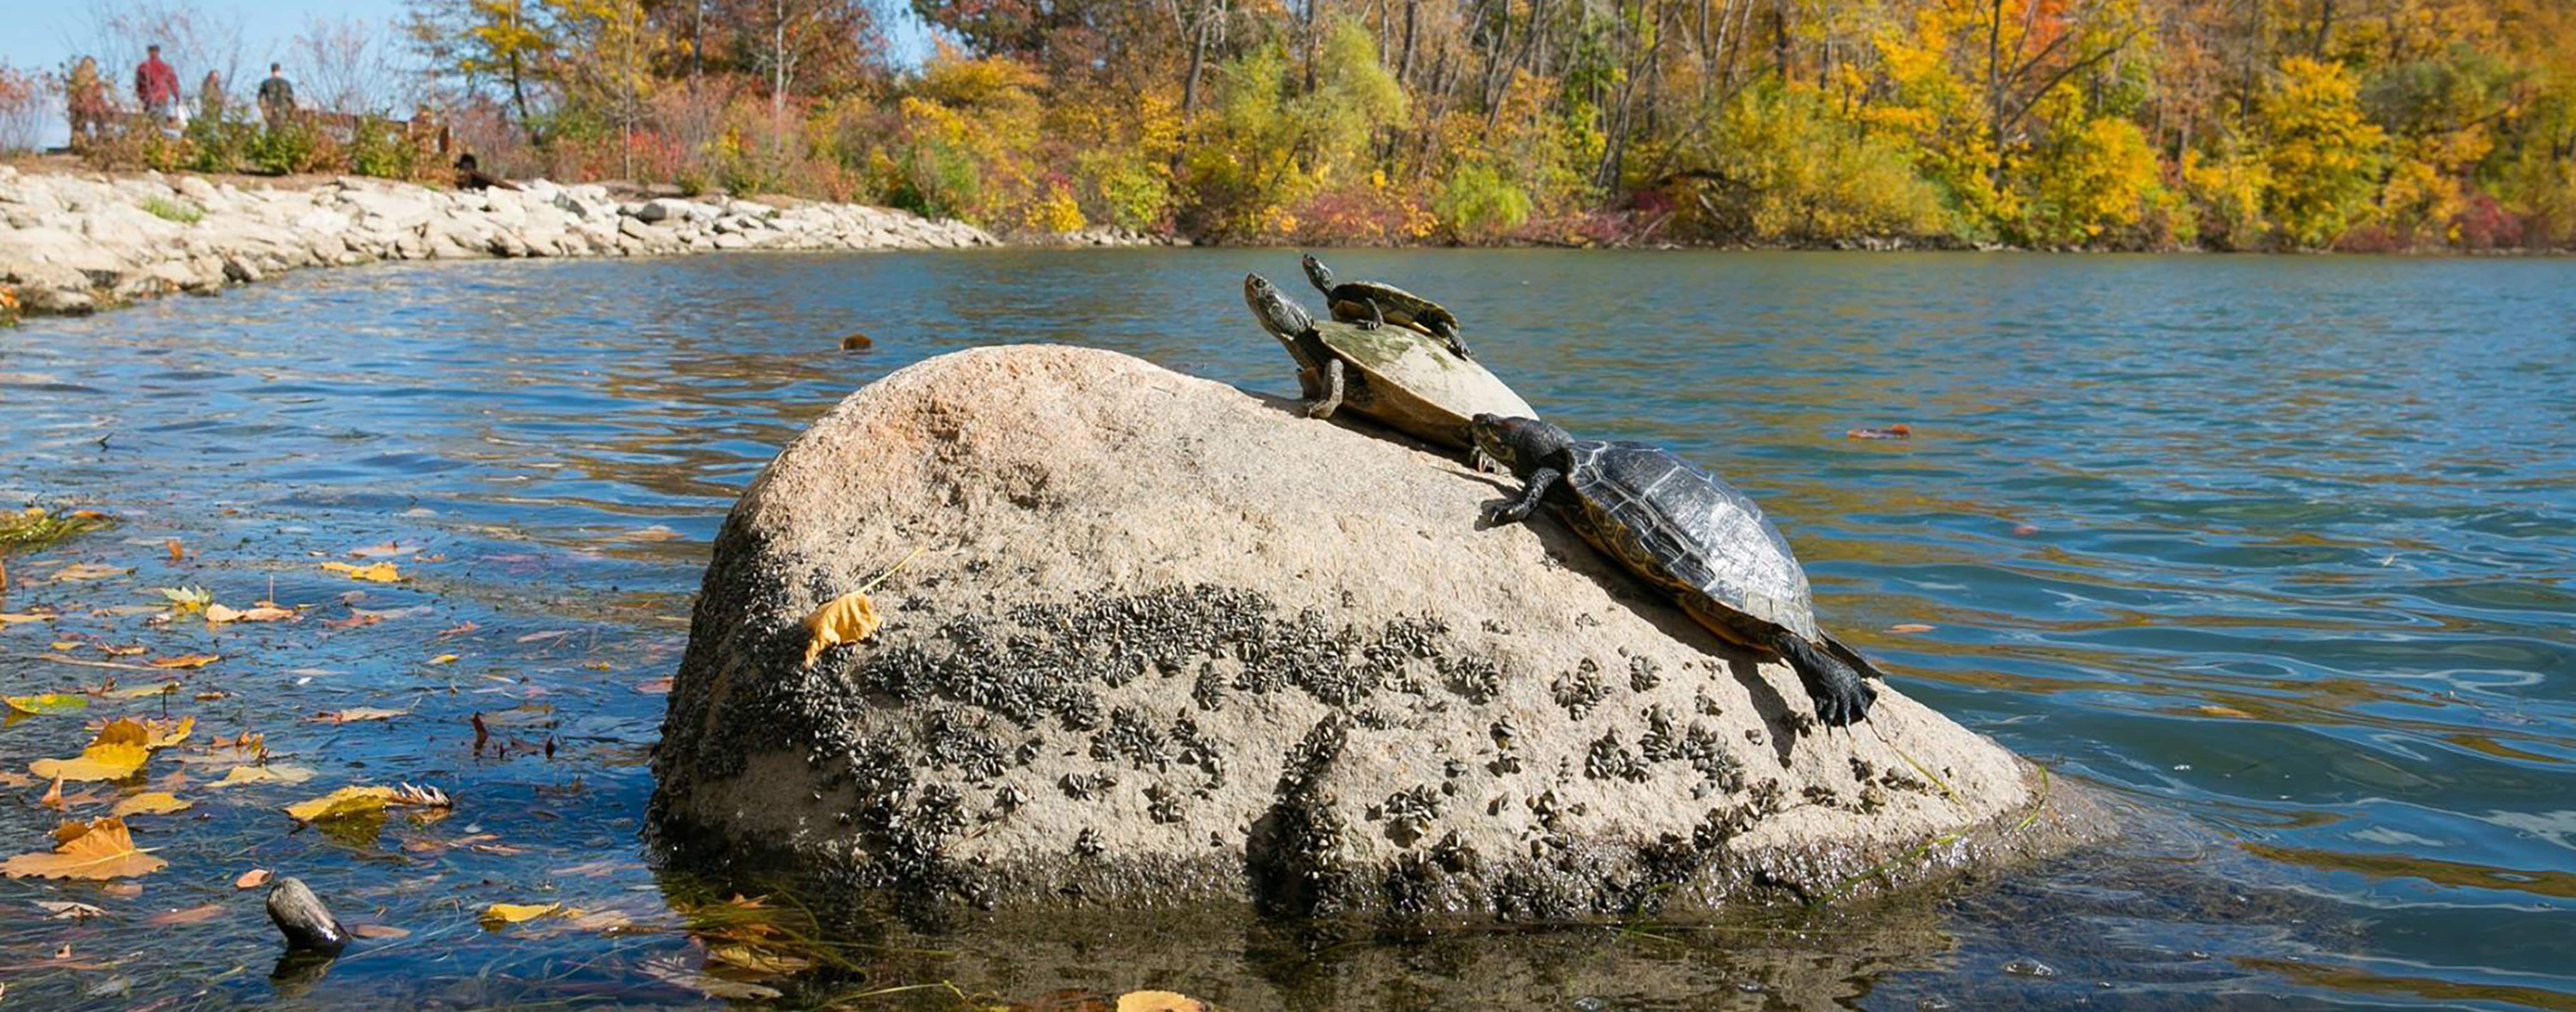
top-left (569, 908), bottom-right (633, 932)
top-left (427, 654), bottom-right (459, 666)
top-left (705, 943), bottom-right (814, 976)
top-left (111, 792), bottom-right (191, 817)
top-left (283, 782), bottom-right (450, 822)
top-left (800, 590), bottom-right (881, 668)
top-left (211, 765), bottom-right (314, 788)
top-left (155, 586), bottom-right (213, 612)
top-left (347, 541), bottom-right (420, 559)
top-left (53, 564), bottom-right (132, 582)
top-left (39, 775), bottom-right (64, 809)
top-left (34, 900), bottom-right (108, 921)
top-left (1887, 623), bottom-right (1935, 633)
top-left (104, 681), bottom-right (183, 698)
top-left (234, 868), bottom-right (271, 890)
top-left (479, 902), bottom-right (563, 927)
top-left (348, 923), bottom-right (409, 939)
top-left (6, 694), bottom-right (89, 715)
top-left (319, 561), bottom-right (402, 583)
top-left (136, 716), bottom-right (194, 748)
top-left (143, 903), bottom-right (223, 926)
top-left (98, 644), bottom-right (145, 656)
top-left (205, 603), bottom-right (296, 624)
top-left (633, 678), bottom-right (673, 694)
top-left (0, 610), bottom-right (60, 625)
top-left (2197, 704), bottom-right (2255, 719)
top-left (640, 955), bottom-right (783, 1000)
top-left (147, 654), bottom-right (220, 669)
top-left (165, 539), bottom-right (184, 564)
top-left (1118, 992), bottom-right (1212, 1012)
top-left (1, 816), bottom-right (167, 880)
top-left (30, 721), bottom-right (151, 782)
top-left (309, 707), bottom-right (406, 724)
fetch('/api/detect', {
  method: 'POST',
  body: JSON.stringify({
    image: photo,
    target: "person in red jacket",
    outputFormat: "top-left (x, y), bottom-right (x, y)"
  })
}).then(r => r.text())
top-left (135, 44), bottom-right (180, 124)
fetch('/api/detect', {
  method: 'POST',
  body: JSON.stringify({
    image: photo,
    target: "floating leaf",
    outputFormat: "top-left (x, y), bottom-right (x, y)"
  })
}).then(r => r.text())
top-left (0, 610), bottom-right (59, 625)
top-left (309, 707), bottom-right (406, 724)
top-left (640, 954), bottom-right (782, 1000)
top-left (1846, 424), bottom-right (1914, 440)
top-left (348, 542), bottom-right (419, 559)
top-left (349, 923), bottom-right (409, 939)
top-left (1887, 623), bottom-right (1935, 633)
top-left (211, 765), bottom-right (314, 788)
top-left (2, 817), bottom-right (166, 880)
top-left (144, 903), bottom-right (224, 926)
top-left (706, 943), bottom-right (813, 975)
top-left (282, 782), bottom-right (450, 822)
top-left (30, 720), bottom-right (151, 782)
top-left (234, 868), bottom-right (271, 890)
top-left (5, 694), bottom-right (89, 715)
top-left (53, 564), bottom-right (132, 582)
top-left (206, 603), bottom-right (295, 624)
top-left (136, 716), bottom-right (195, 748)
top-left (34, 900), bottom-right (108, 921)
top-left (165, 539), bottom-right (184, 564)
top-left (111, 792), bottom-right (191, 817)
top-left (427, 654), bottom-right (459, 666)
top-left (319, 561), bottom-right (402, 583)
top-left (147, 654), bottom-right (220, 669)
top-left (800, 590), bottom-right (881, 668)
top-left (2197, 704), bottom-right (2256, 719)
top-left (479, 902), bottom-right (562, 927)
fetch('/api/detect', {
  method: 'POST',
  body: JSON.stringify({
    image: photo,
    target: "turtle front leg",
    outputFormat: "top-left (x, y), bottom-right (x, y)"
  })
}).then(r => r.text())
top-left (1484, 467), bottom-right (1560, 525)
top-left (1306, 359), bottom-right (1346, 419)
top-left (1433, 322), bottom-right (1472, 359)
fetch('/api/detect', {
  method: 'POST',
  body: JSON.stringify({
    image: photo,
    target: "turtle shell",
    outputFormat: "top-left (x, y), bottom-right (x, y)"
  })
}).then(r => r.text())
top-left (1326, 282), bottom-right (1460, 339)
top-left (1553, 439), bottom-right (1822, 644)
top-left (1309, 321), bottom-right (1535, 449)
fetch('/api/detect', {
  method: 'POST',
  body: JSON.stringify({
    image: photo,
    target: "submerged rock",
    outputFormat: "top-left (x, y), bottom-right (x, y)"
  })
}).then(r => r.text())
top-left (651, 345), bottom-right (2103, 921)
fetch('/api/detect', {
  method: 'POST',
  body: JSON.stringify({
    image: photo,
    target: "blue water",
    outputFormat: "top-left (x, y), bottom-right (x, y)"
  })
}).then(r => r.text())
top-left (0, 249), bottom-right (2570, 1009)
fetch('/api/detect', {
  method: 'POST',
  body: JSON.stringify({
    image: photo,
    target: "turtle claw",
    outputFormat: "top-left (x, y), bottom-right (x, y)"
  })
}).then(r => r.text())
top-left (1812, 674), bottom-right (1877, 728)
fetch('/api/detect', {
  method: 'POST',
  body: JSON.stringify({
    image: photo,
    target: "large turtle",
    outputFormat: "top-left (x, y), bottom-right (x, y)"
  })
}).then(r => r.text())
top-left (1471, 414), bottom-right (1881, 727)
top-left (1301, 253), bottom-right (1471, 359)
top-left (1243, 273), bottom-right (1536, 452)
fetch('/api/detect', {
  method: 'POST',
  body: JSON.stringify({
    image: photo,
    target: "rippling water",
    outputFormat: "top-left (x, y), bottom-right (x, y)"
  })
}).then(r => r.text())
top-left (1, 250), bottom-right (2571, 1009)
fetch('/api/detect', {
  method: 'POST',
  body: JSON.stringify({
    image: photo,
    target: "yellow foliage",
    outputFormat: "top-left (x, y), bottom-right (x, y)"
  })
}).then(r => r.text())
top-left (800, 590), bottom-right (881, 668)
top-left (2, 816), bottom-right (166, 880)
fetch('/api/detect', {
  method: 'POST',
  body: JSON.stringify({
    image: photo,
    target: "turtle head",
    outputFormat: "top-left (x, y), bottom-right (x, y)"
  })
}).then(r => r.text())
top-left (1471, 414), bottom-right (1565, 479)
top-left (1300, 253), bottom-right (1335, 293)
top-left (1243, 272), bottom-right (1313, 343)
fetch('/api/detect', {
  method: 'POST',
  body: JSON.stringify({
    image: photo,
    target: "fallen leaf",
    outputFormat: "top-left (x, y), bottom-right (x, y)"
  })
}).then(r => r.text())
top-left (1846, 423), bottom-right (1914, 440)
top-left (2012, 524), bottom-right (2041, 536)
top-left (211, 765), bottom-right (315, 788)
top-left (348, 923), bottom-right (409, 939)
top-left (283, 782), bottom-right (450, 822)
top-left (1887, 623), bottom-right (1936, 633)
top-left (347, 542), bottom-right (420, 558)
top-left (206, 603), bottom-right (295, 624)
top-left (2197, 705), bottom-right (2255, 719)
top-left (320, 561), bottom-right (402, 583)
top-left (6, 694), bottom-right (89, 715)
top-left (800, 590), bottom-right (880, 668)
top-left (707, 943), bottom-right (813, 975)
top-left (39, 775), bottom-right (63, 809)
top-left (641, 954), bottom-right (782, 1000)
top-left (53, 564), bottom-right (132, 582)
top-left (633, 678), bottom-right (673, 694)
top-left (147, 654), bottom-right (220, 669)
top-left (234, 868), bottom-right (271, 890)
top-left (309, 707), bottom-right (406, 724)
top-left (1119, 992), bottom-right (1211, 1012)
top-left (0, 610), bottom-right (59, 625)
top-left (479, 902), bottom-right (562, 927)
top-left (165, 539), bottom-right (184, 564)
top-left (98, 644), bottom-right (145, 656)
top-left (111, 792), bottom-right (191, 817)
top-left (135, 716), bottom-right (195, 748)
top-left (144, 903), bottom-right (223, 926)
top-left (104, 682), bottom-right (183, 698)
top-left (50, 639), bottom-right (81, 650)
top-left (569, 908), bottom-right (633, 932)
top-left (1, 817), bottom-right (166, 879)
top-left (34, 900), bottom-right (108, 921)
top-left (30, 719), bottom-right (152, 782)
top-left (427, 654), bottom-right (459, 665)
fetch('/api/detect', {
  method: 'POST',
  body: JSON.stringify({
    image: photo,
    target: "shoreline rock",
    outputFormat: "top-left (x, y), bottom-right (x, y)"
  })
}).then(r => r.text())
top-left (0, 166), bottom-right (999, 317)
top-left (650, 345), bottom-right (2107, 922)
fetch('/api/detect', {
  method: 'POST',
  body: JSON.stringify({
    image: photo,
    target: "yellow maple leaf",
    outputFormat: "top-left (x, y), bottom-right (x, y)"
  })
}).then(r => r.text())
top-left (479, 902), bottom-right (563, 927)
top-left (320, 561), bottom-right (402, 582)
top-left (210, 764), bottom-right (316, 788)
top-left (52, 564), bottom-right (131, 582)
top-left (206, 603), bottom-right (295, 624)
top-left (111, 792), bottom-right (192, 817)
top-left (799, 590), bottom-right (881, 668)
top-left (5, 694), bottom-right (89, 715)
top-left (30, 719), bottom-right (151, 782)
top-left (1, 816), bottom-right (167, 880)
top-left (283, 786), bottom-right (398, 822)
top-left (138, 715), bottom-right (195, 748)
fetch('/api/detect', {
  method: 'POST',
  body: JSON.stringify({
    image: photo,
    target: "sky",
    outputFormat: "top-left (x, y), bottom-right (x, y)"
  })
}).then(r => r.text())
top-left (0, 0), bottom-right (937, 149)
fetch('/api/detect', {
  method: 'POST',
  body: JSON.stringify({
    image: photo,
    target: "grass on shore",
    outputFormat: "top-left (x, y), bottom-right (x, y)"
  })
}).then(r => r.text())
top-left (140, 196), bottom-right (202, 224)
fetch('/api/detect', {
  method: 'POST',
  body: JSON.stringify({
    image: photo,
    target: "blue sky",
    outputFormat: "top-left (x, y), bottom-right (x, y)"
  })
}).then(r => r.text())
top-left (1, 0), bottom-right (936, 148)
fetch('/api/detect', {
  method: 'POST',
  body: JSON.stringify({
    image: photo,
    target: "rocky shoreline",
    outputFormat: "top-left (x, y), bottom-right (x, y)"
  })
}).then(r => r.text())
top-left (0, 166), bottom-right (1008, 317)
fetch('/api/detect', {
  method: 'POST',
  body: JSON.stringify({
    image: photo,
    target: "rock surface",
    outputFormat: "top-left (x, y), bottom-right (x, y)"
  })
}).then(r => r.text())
top-left (0, 166), bottom-right (999, 316)
top-left (651, 345), bottom-right (2100, 921)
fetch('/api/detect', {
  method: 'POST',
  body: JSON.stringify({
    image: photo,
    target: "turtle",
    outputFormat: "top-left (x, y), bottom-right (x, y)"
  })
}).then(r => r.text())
top-left (1301, 253), bottom-right (1471, 359)
top-left (1470, 414), bottom-right (1882, 727)
top-left (1243, 273), bottom-right (1537, 452)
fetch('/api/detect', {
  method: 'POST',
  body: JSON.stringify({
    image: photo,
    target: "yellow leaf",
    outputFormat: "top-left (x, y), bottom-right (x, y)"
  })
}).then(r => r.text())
top-left (106, 681), bottom-right (182, 697)
top-left (283, 786), bottom-right (397, 822)
top-left (51, 640), bottom-right (81, 650)
top-left (1, 816), bottom-right (167, 880)
top-left (2197, 705), bottom-right (2255, 719)
top-left (206, 603), bottom-right (295, 624)
top-left (479, 902), bottom-right (562, 927)
top-left (309, 707), bottom-right (406, 724)
top-left (138, 715), bottom-right (195, 748)
top-left (53, 564), bottom-right (131, 582)
top-left (427, 654), bottom-right (459, 666)
top-left (1887, 623), bottom-right (1936, 633)
top-left (800, 590), bottom-right (881, 668)
top-left (320, 561), bottom-right (402, 583)
top-left (211, 764), bottom-right (315, 788)
top-left (148, 653), bottom-right (221, 669)
top-left (5, 694), bottom-right (89, 715)
top-left (0, 611), bottom-right (59, 625)
top-left (112, 792), bottom-right (191, 817)
top-left (30, 730), bottom-right (150, 782)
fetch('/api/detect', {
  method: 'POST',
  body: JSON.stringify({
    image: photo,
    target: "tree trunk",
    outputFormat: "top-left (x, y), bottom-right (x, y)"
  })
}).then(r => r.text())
top-left (1181, 0), bottom-right (1214, 114)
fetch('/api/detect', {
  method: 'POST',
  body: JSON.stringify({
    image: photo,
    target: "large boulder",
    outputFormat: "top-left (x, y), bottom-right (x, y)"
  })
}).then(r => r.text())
top-left (652, 345), bottom-right (2101, 921)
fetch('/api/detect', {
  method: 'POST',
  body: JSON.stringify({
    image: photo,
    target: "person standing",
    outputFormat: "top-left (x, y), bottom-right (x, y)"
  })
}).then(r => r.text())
top-left (134, 44), bottom-right (180, 126)
top-left (66, 56), bottom-right (106, 144)
top-left (257, 63), bottom-right (296, 129)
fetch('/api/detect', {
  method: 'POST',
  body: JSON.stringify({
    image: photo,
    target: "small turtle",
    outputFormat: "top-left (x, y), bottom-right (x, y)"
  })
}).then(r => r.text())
top-left (1243, 273), bottom-right (1536, 451)
top-left (1302, 253), bottom-right (1470, 358)
top-left (1472, 414), bottom-right (1881, 727)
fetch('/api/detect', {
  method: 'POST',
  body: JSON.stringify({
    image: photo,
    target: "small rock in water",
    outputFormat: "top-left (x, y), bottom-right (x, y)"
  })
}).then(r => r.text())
top-left (1847, 423), bottom-right (1914, 440)
top-left (2001, 957), bottom-right (2058, 978)
top-left (265, 877), bottom-right (350, 954)
top-left (1915, 997), bottom-right (1955, 1011)
top-left (839, 332), bottom-right (874, 351)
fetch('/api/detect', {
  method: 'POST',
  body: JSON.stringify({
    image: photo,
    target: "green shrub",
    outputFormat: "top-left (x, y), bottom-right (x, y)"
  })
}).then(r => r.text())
top-left (141, 196), bottom-right (201, 224)
top-left (1434, 162), bottom-right (1532, 239)
top-left (1678, 81), bottom-right (1946, 243)
top-left (349, 117), bottom-right (414, 179)
top-left (250, 121), bottom-right (320, 175)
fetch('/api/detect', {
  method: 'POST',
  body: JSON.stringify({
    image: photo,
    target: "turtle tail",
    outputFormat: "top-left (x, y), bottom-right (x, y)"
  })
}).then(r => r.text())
top-left (1771, 631), bottom-right (1877, 728)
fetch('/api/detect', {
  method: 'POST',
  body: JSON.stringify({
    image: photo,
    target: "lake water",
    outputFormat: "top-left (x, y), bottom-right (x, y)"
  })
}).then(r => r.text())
top-left (1, 249), bottom-right (2571, 1009)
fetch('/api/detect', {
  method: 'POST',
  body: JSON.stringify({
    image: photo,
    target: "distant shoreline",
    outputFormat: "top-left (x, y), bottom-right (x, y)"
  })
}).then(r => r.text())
top-left (4, 163), bottom-right (2562, 324)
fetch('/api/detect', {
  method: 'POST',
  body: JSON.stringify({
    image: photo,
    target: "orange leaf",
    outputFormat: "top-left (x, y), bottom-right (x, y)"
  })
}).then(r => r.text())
top-left (148, 654), bottom-right (221, 669)
top-left (320, 561), bottom-right (402, 583)
top-left (145, 903), bottom-right (224, 926)
top-left (349, 923), bottom-right (410, 939)
top-left (800, 590), bottom-right (881, 668)
top-left (1, 816), bottom-right (167, 880)
top-left (235, 868), bottom-right (272, 890)
top-left (1887, 623), bottom-right (1935, 633)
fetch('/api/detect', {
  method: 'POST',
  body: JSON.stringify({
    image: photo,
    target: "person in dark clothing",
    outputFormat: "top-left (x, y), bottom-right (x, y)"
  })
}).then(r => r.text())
top-left (454, 153), bottom-right (521, 192)
top-left (257, 63), bottom-right (295, 129)
top-left (135, 45), bottom-right (180, 125)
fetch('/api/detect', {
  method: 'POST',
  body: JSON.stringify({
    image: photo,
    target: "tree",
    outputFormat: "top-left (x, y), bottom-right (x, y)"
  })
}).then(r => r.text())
top-left (404, 0), bottom-right (557, 138)
top-left (2261, 55), bottom-right (2387, 247)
